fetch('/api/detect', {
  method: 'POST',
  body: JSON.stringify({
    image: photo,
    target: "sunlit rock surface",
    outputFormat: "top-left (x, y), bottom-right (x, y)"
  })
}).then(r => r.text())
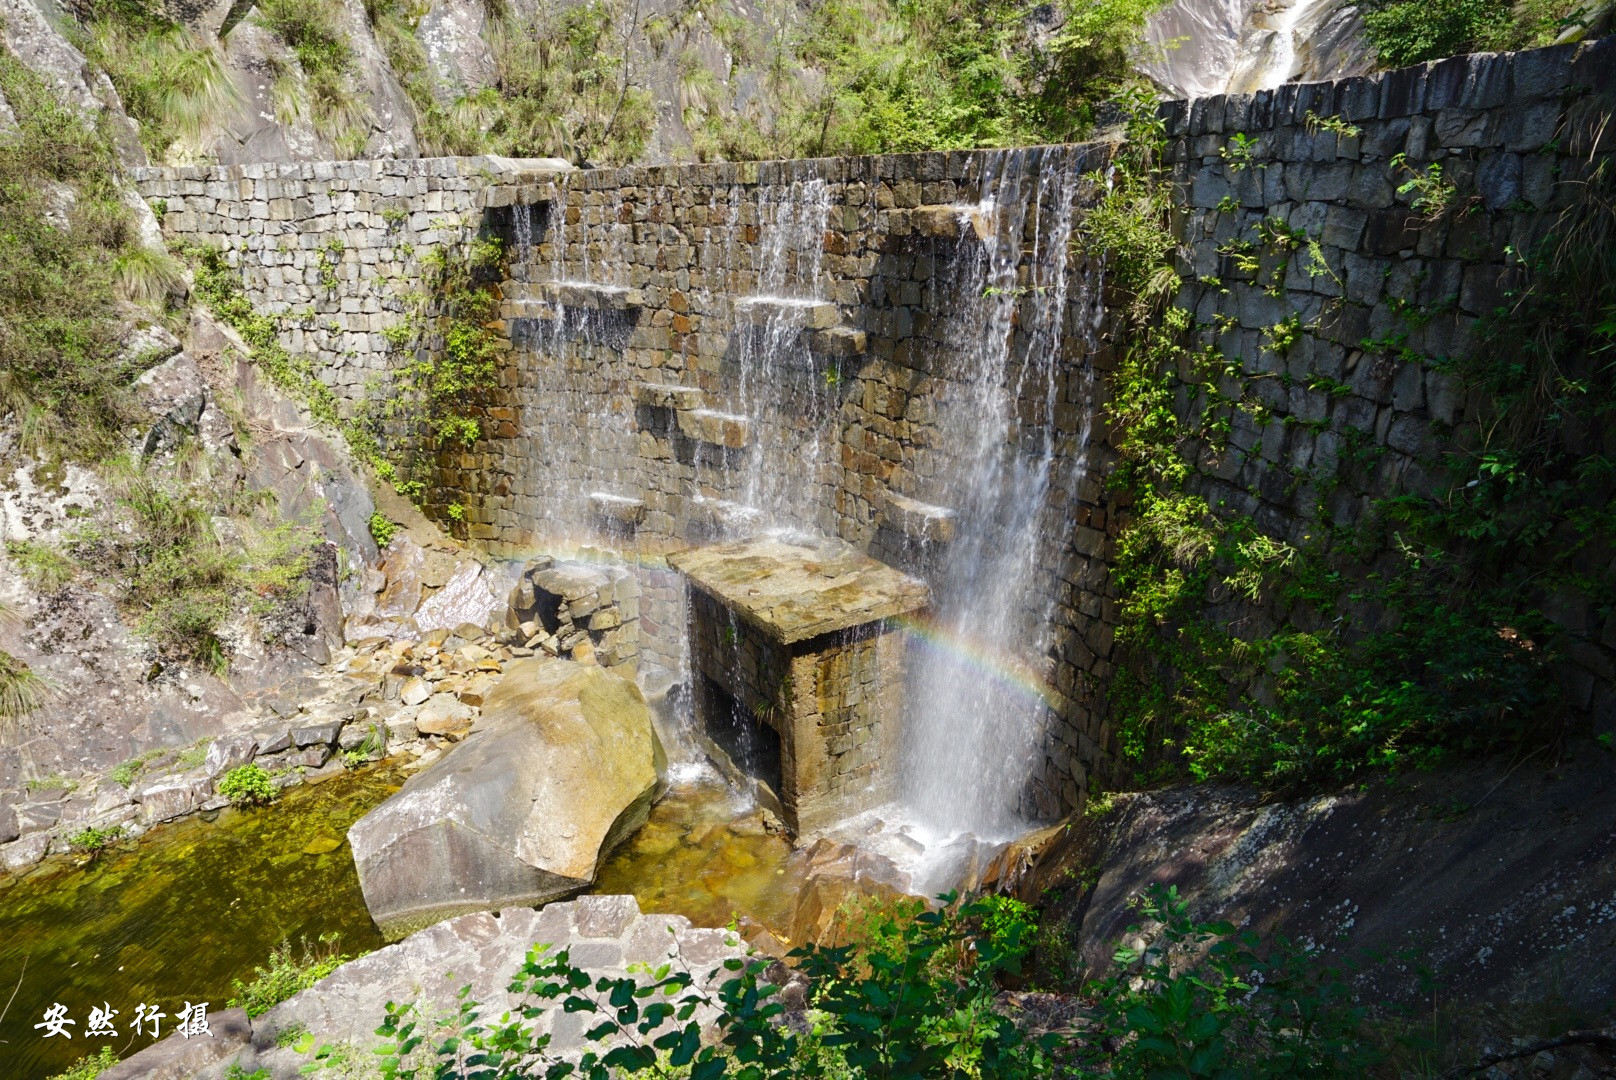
top-left (349, 658), bottom-right (666, 937)
top-left (1139, 0), bottom-right (1373, 98)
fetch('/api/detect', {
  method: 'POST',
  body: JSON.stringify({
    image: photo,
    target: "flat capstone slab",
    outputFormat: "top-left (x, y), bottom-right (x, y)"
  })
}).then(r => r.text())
top-left (669, 537), bottom-right (930, 644)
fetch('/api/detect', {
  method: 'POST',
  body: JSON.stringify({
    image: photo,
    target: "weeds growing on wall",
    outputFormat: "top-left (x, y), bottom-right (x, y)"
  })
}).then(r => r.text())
top-left (373, 236), bottom-right (507, 507)
top-left (1088, 93), bottom-right (1608, 790)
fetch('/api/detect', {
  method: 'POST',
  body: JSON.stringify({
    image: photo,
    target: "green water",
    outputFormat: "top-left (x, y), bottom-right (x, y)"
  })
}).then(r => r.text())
top-left (0, 767), bottom-right (800, 1080)
top-left (0, 766), bottom-right (401, 1080)
top-left (595, 776), bottom-right (801, 933)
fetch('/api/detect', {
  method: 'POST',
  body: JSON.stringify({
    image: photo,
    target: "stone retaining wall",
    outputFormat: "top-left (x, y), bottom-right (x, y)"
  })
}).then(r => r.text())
top-left (134, 38), bottom-right (1616, 819)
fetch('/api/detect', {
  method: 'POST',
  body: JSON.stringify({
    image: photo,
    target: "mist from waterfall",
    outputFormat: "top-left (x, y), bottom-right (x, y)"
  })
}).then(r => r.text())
top-left (899, 147), bottom-right (1102, 841)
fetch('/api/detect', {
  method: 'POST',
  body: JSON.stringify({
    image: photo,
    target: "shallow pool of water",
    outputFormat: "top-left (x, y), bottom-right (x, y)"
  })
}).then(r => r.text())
top-left (595, 771), bottom-right (801, 932)
top-left (0, 765), bottom-right (401, 1080)
top-left (2, 764), bottom-right (802, 1080)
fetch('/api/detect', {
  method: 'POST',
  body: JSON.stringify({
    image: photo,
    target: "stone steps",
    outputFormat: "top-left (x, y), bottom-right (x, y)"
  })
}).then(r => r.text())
top-left (677, 408), bottom-right (752, 449)
top-left (589, 491), bottom-right (646, 529)
top-left (880, 492), bottom-right (956, 544)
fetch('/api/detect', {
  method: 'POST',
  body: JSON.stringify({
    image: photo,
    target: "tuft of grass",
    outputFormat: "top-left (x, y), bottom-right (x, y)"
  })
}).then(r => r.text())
top-left (174, 740), bottom-right (209, 769)
top-left (6, 539), bottom-right (76, 592)
top-left (0, 650), bottom-right (53, 727)
top-left (228, 935), bottom-right (354, 1017)
top-left (113, 244), bottom-right (188, 306)
top-left (255, 0), bottom-right (373, 155)
top-left (110, 750), bottom-right (161, 787)
top-left (79, 0), bottom-right (239, 162)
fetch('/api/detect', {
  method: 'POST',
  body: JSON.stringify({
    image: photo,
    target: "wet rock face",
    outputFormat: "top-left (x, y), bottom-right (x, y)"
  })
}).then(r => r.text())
top-left (348, 657), bottom-right (665, 938)
top-left (1033, 755), bottom-right (1616, 1011)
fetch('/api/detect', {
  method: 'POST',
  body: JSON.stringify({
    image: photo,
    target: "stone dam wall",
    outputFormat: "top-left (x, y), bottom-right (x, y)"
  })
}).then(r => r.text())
top-left (136, 38), bottom-right (1616, 820)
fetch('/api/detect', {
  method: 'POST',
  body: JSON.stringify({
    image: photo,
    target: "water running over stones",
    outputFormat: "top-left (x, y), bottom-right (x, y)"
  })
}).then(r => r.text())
top-left (486, 148), bottom-right (1112, 872)
top-left (899, 146), bottom-right (1104, 842)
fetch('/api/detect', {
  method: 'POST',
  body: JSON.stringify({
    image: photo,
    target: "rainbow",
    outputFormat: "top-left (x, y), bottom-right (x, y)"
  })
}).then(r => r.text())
top-left (892, 615), bottom-right (1058, 709)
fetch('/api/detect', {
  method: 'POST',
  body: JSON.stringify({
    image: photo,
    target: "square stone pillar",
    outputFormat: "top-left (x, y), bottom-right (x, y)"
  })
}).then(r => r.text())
top-left (670, 538), bottom-right (929, 835)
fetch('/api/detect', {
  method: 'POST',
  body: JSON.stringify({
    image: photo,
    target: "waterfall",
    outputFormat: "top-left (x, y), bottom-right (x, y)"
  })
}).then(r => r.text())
top-left (899, 146), bottom-right (1103, 841)
top-left (1139, 0), bottom-right (1373, 98)
top-left (508, 171), bottom-right (645, 542)
top-left (731, 175), bottom-right (837, 532)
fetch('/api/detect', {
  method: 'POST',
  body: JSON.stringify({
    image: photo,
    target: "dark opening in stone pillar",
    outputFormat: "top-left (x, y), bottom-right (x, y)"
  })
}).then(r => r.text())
top-left (670, 538), bottom-right (930, 834)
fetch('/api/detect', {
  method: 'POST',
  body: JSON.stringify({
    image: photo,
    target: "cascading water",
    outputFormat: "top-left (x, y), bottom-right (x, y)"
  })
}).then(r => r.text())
top-left (899, 146), bottom-right (1103, 843)
top-left (504, 152), bottom-right (1107, 853)
top-left (1138, 0), bottom-right (1373, 98)
top-left (729, 175), bottom-right (838, 533)
top-left (508, 173), bottom-right (645, 541)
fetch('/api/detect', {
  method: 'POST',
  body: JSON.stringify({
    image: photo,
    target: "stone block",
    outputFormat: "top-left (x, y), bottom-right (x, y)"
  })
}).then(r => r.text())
top-left (735, 297), bottom-right (839, 329)
top-left (205, 733), bottom-right (258, 776)
top-left (630, 382), bottom-right (704, 410)
top-left (879, 492), bottom-right (956, 544)
top-left (540, 281), bottom-right (643, 309)
top-left (294, 719), bottom-right (346, 747)
top-left (808, 326), bottom-right (868, 356)
top-left (677, 408), bottom-right (751, 448)
top-left (590, 492), bottom-right (646, 528)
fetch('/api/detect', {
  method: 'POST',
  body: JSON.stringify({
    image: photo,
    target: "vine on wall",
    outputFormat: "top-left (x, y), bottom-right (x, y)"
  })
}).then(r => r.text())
top-left (186, 232), bottom-right (506, 524)
top-left (1089, 93), bottom-right (1614, 792)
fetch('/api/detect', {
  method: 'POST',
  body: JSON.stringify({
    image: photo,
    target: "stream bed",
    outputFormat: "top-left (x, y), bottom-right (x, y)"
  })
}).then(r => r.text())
top-left (2, 763), bottom-right (797, 1080)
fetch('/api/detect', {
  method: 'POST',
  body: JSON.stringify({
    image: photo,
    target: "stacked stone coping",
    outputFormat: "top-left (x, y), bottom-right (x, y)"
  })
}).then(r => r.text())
top-left (132, 39), bottom-right (1616, 819)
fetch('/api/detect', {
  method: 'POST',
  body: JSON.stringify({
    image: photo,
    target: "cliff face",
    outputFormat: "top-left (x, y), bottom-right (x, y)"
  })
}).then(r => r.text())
top-left (1139, 0), bottom-right (1374, 98)
top-left (0, 0), bottom-right (808, 167)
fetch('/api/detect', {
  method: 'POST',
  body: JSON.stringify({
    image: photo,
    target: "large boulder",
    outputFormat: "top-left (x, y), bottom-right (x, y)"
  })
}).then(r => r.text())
top-left (348, 658), bottom-right (665, 938)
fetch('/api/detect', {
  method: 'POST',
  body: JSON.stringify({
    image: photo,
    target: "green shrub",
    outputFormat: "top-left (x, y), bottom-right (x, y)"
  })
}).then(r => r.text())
top-left (45, 1047), bottom-right (120, 1080)
top-left (217, 763), bottom-right (278, 807)
top-left (345, 888), bottom-right (1381, 1080)
top-left (1080, 884), bottom-right (1376, 1079)
top-left (1361, 0), bottom-right (1583, 66)
top-left (229, 934), bottom-right (353, 1017)
top-left (368, 512), bottom-right (399, 547)
top-left (67, 824), bottom-right (123, 854)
